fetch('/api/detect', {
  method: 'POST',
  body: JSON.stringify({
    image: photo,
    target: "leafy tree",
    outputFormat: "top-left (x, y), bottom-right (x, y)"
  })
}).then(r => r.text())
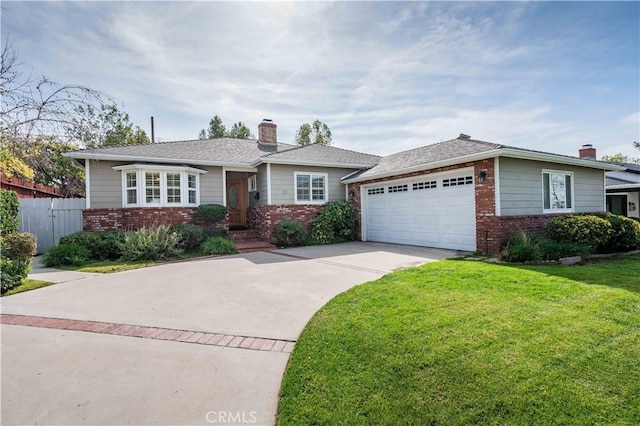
top-left (3, 136), bottom-right (85, 196)
top-left (0, 143), bottom-right (35, 180)
top-left (67, 104), bottom-right (150, 148)
top-left (601, 142), bottom-right (640, 165)
top-left (200, 115), bottom-right (226, 139)
top-left (295, 119), bottom-right (332, 146)
top-left (198, 116), bottom-right (253, 139)
top-left (227, 121), bottom-right (253, 139)
top-left (601, 153), bottom-right (632, 163)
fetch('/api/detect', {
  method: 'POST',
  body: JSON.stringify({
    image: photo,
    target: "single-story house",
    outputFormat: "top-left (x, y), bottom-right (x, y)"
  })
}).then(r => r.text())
top-left (577, 144), bottom-right (640, 219)
top-left (66, 120), bottom-right (622, 253)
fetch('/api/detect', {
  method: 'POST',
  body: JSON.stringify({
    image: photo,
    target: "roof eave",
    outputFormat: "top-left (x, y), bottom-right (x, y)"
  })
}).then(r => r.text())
top-left (342, 150), bottom-right (501, 184)
top-left (64, 151), bottom-right (252, 168)
top-left (343, 148), bottom-right (625, 184)
top-left (498, 149), bottom-right (625, 171)
top-left (254, 157), bottom-right (377, 169)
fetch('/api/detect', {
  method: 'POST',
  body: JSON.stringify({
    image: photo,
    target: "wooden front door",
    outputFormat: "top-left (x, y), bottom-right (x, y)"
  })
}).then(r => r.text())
top-left (226, 178), bottom-right (246, 228)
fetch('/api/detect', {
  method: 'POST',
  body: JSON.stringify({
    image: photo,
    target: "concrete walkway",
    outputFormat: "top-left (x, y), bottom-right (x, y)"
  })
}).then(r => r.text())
top-left (1, 242), bottom-right (459, 425)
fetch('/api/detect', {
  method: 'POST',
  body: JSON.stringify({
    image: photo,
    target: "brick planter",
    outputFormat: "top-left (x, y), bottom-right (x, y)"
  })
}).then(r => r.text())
top-left (247, 205), bottom-right (324, 240)
top-left (83, 207), bottom-right (228, 232)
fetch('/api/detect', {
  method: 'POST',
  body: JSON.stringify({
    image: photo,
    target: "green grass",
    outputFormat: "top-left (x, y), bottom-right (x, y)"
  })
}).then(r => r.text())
top-left (278, 254), bottom-right (640, 425)
top-left (58, 259), bottom-right (161, 273)
top-left (2, 279), bottom-right (55, 296)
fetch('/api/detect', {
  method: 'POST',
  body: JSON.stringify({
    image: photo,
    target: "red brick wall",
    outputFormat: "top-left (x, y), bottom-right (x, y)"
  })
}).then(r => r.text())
top-left (347, 159), bottom-right (562, 254)
top-left (83, 207), bottom-right (228, 232)
top-left (247, 204), bottom-right (324, 240)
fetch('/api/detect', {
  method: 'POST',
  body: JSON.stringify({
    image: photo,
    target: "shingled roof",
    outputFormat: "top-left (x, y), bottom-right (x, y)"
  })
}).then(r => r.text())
top-left (261, 143), bottom-right (381, 167)
top-left (342, 135), bottom-right (622, 183)
top-left (66, 138), bottom-right (296, 165)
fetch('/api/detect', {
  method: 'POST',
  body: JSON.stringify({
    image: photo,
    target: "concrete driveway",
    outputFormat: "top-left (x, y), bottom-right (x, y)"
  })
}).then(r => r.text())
top-left (1, 242), bottom-right (458, 425)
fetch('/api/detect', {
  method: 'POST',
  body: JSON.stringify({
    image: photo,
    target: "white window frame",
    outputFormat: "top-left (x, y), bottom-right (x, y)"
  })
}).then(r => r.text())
top-left (248, 175), bottom-right (257, 192)
top-left (542, 169), bottom-right (574, 213)
top-left (294, 171), bottom-right (328, 204)
top-left (113, 164), bottom-right (206, 208)
top-left (124, 171), bottom-right (139, 207)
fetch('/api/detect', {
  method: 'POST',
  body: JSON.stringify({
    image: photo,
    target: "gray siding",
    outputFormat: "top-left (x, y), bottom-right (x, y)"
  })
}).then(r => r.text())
top-left (89, 160), bottom-right (124, 208)
top-left (88, 160), bottom-right (223, 208)
top-left (249, 164), bottom-right (268, 208)
top-left (200, 167), bottom-right (223, 204)
top-left (269, 164), bottom-right (354, 205)
top-left (498, 157), bottom-right (605, 216)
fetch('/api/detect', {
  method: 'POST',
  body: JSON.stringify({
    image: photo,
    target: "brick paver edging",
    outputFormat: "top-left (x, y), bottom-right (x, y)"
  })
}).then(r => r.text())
top-left (0, 314), bottom-right (295, 353)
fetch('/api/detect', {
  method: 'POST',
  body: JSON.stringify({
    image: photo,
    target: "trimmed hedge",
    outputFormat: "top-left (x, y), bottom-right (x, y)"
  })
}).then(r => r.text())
top-left (545, 213), bottom-right (640, 254)
top-left (590, 213), bottom-right (640, 253)
top-left (196, 204), bottom-right (227, 223)
top-left (545, 215), bottom-right (612, 250)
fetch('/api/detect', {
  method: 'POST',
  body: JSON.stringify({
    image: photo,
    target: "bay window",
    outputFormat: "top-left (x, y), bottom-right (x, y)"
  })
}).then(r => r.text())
top-left (113, 164), bottom-right (206, 207)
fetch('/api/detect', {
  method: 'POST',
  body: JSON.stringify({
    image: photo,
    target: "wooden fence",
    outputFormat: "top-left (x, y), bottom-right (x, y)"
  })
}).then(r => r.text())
top-left (18, 198), bottom-right (86, 253)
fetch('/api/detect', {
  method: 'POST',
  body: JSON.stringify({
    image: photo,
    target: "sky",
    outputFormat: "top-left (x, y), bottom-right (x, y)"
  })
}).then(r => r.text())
top-left (2, 1), bottom-right (639, 159)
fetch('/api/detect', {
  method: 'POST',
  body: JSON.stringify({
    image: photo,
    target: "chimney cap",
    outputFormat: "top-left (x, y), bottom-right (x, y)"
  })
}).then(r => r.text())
top-left (458, 133), bottom-right (471, 140)
top-left (582, 144), bottom-right (593, 148)
top-left (262, 118), bottom-right (273, 123)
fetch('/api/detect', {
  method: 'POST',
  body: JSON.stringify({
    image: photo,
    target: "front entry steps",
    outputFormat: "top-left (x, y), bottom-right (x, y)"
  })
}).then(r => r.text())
top-left (228, 229), bottom-right (276, 253)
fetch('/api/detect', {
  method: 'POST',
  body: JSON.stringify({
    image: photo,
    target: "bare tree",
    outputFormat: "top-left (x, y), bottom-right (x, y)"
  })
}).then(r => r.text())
top-left (1, 37), bottom-right (109, 141)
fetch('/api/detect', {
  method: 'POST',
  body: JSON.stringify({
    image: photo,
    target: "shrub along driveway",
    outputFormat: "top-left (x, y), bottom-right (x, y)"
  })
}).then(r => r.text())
top-left (0, 242), bottom-right (456, 425)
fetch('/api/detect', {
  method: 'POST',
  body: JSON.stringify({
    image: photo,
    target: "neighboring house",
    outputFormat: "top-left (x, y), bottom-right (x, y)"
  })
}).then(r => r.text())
top-left (577, 144), bottom-right (640, 219)
top-left (66, 121), bottom-right (621, 253)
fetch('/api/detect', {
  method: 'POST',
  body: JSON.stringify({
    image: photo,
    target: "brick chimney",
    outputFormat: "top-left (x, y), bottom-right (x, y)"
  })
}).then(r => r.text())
top-left (579, 144), bottom-right (597, 160)
top-left (258, 119), bottom-right (277, 145)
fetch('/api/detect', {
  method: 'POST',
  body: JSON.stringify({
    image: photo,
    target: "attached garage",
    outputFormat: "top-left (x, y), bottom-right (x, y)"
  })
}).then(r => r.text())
top-left (361, 168), bottom-right (477, 251)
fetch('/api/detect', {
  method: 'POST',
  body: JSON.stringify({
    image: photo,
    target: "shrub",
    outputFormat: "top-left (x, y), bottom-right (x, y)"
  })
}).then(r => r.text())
top-left (58, 231), bottom-right (124, 260)
top-left (42, 243), bottom-right (89, 267)
top-left (274, 220), bottom-right (308, 247)
top-left (170, 223), bottom-right (206, 251)
top-left (0, 189), bottom-right (19, 235)
top-left (311, 201), bottom-right (358, 245)
top-left (545, 215), bottom-right (612, 250)
top-left (201, 237), bottom-right (237, 255)
top-left (203, 228), bottom-right (228, 239)
top-left (502, 233), bottom-right (543, 262)
top-left (590, 213), bottom-right (640, 253)
top-left (196, 204), bottom-right (227, 223)
top-left (0, 257), bottom-right (30, 294)
top-left (1, 232), bottom-right (37, 260)
top-left (537, 239), bottom-right (592, 261)
top-left (118, 225), bottom-right (182, 261)
top-left (502, 233), bottom-right (593, 263)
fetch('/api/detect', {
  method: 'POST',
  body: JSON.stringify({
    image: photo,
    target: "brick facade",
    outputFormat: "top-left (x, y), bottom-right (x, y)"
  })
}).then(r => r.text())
top-left (83, 207), bottom-right (228, 232)
top-left (347, 159), bottom-right (560, 254)
top-left (247, 204), bottom-right (324, 240)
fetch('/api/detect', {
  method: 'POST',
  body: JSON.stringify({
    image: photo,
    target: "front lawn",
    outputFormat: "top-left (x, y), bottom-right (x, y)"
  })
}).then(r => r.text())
top-left (2, 279), bottom-right (54, 296)
top-left (278, 254), bottom-right (640, 425)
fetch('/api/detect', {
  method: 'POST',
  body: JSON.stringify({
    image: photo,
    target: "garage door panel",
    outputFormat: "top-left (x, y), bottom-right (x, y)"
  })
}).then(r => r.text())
top-left (364, 174), bottom-right (476, 251)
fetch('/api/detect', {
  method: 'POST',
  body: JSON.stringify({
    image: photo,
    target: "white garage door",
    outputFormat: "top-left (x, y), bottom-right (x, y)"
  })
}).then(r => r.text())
top-left (363, 169), bottom-right (476, 251)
